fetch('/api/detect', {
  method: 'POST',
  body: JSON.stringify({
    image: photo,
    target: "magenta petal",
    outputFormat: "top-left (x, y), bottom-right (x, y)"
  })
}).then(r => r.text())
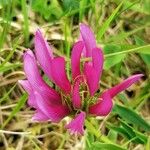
top-left (34, 29), bottom-right (53, 79)
top-left (80, 23), bottom-right (96, 57)
top-left (28, 94), bottom-right (37, 108)
top-left (18, 80), bottom-right (32, 93)
top-left (34, 92), bottom-right (70, 122)
top-left (18, 80), bottom-right (37, 107)
top-left (71, 41), bottom-right (84, 80)
top-left (92, 48), bottom-right (104, 78)
top-left (66, 112), bottom-right (86, 135)
top-left (108, 74), bottom-right (143, 98)
top-left (51, 57), bottom-right (71, 93)
top-left (89, 91), bottom-right (113, 116)
top-left (78, 35), bottom-right (86, 57)
top-left (32, 110), bottom-right (49, 121)
top-left (24, 50), bottom-right (46, 88)
top-left (24, 50), bottom-right (61, 104)
top-left (72, 77), bottom-right (83, 109)
top-left (84, 48), bottom-right (104, 96)
top-left (84, 63), bottom-right (98, 96)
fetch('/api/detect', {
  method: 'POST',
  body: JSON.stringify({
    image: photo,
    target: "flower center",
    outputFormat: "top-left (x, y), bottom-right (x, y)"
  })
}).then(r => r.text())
top-left (60, 75), bottom-right (100, 115)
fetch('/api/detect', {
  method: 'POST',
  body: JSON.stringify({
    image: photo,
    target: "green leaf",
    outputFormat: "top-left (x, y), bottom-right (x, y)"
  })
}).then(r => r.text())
top-left (92, 142), bottom-right (127, 150)
top-left (21, 0), bottom-right (29, 45)
top-left (31, 0), bottom-right (63, 20)
top-left (107, 124), bottom-right (131, 139)
top-left (79, 0), bottom-right (87, 21)
top-left (85, 131), bottom-right (95, 150)
top-left (97, 1), bottom-right (123, 41)
top-left (120, 119), bottom-right (147, 144)
top-left (115, 0), bottom-right (150, 15)
top-left (107, 24), bottom-right (150, 43)
top-left (104, 44), bottom-right (125, 69)
top-left (107, 122), bottom-right (148, 144)
top-left (107, 130), bottom-right (118, 143)
top-left (0, 83), bottom-right (17, 103)
top-left (63, 0), bottom-right (79, 12)
top-left (85, 119), bottom-right (113, 144)
top-left (113, 104), bottom-right (150, 132)
top-left (1, 93), bottom-right (27, 128)
top-left (140, 54), bottom-right (150, 67)
top-left (105, 44), bottom-right (150, 58)
top-left (0, 63), bottom-right (22, 72)
top-left (146, 137), bottom-right (150, 150)
top-left (135, 36), bottom-right (150, 67)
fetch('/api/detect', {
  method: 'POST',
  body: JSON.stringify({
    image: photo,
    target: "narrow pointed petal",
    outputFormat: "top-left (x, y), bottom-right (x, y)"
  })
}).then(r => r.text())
top-left (18, 80), bottom-right (37, 107)
top-left (84, 63), bottom-right (98, 96)
top-left (71, 41), bottom-right (84, 80)
top-left (78, 34), bottom-right (86, 56)
top-left (23, 50), bottom-right (46, 87)
top-left (72, 77), bottom-right (83, 109)
top-left (89, 74), bottom-right (143, 116)
top-left (34, 29), bottom-right (53, 79)
top-left (66, 112), bottom-right (86, 135)
top-left (80, 23), bottom-right (96, 57)
top-left (108, 74), bottom-right (143, 98)
top-left (32, 110), bottom-right (49, 121)
top-left (24, 50), bottom-right (61, 104)
top-left (89, 91), bottom-right (113, 116)
top-left (51, 57), bottom-right (71, 93)
top-left (18, 80), bottom-right (32, 93)
top-left (84, 48), bottom-right (103, 96)
top-left (28, 94), bottom-right (37, 108)
top-left (34, 92), bottom-right (70, 122)
top-left (92, 48), bottom-right (104, 78)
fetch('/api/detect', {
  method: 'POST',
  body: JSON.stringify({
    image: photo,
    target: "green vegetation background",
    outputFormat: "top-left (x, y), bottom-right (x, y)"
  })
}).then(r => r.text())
top-left (0, 0), bottom-right (150, 149)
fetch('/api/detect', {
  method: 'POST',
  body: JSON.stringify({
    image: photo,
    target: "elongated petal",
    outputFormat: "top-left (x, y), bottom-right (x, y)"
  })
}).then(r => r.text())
top-left (71, 41), bottom-right (84, 80)
top-left (78, 35), bottom-right (86, 57)
top-left (34, 29), bottom-right (53, 79)
top-left (34, 92), bottom-right (70, 122)
top-left (51, 57), bottom-right (71, 93)
top-left (89, 91), bottom-right (113, 116)
top-left (32, 110), bottom-right (49, 121)
top-left (80, 23), bottom-right (96, 57)
top-left (66, 112), bottom-right (86, 135)
top-left (18, 80), bottom-right (32, 93)
top-left (24, 50), bottom-right (61, 104)
top-left (89, 74), bottom-right (143, 116)
top-left (84, 64), bottom-right (98, 96)
top-left (108, 74), bottom-right (143, 98)
top-left (18, 80), bottom-right (37, 107)
top-left (84, 48), bottom-right (104, 96)
top-left (72, 76), bottom-right (84, 109)
top-left (92, 48), bottom-right (104, 78)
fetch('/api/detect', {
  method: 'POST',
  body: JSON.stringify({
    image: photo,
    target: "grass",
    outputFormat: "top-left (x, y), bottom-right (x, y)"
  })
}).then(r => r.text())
top-left (0, 0), bottom-right (150, 149)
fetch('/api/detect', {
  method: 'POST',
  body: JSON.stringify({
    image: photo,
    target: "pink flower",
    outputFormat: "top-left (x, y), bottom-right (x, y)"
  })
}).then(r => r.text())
top-left (19, 24), bottom-right (143, 135)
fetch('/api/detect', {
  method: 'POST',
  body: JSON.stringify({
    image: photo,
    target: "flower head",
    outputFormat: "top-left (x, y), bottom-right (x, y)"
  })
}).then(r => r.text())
top-left (19, 24), bottom-right (143, 135)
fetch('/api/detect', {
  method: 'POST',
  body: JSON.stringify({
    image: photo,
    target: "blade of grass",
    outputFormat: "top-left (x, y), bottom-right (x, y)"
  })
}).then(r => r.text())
top-left (0, 63), bottom-right (22, 73)
top-left (0, 83), bottom-right (17, 103)
top-left (146, 136), bottom-right (150, 150)
top-left (21, 0), bottom-right (29, 45)
top-left (114, 104), bottom-right (150, 132)
top-left (1, 93), bottom-right (27, 129)
top-left (85, 119), bottom-right (115, 144)
top-left (107, 23), bottom-right (150, 42)
top-left (97, 1), bottom-right (124, 41)
top-left (105, 44), bottom-right (150, 58)
top-left (79, 0), bottom-right (87, 21)
top-left (92, 142), bottom-right (127, 150)
top-left (0, 1), bottom-right (11, 49)
top-left (63, 19), bottom-right (71, 78)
